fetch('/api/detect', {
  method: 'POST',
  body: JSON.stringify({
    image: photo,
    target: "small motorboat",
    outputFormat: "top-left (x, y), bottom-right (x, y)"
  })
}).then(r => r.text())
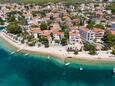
top-left (80, 67), bottom-right (84, 71)
top-left (65, 62), bottom-right (70, 66)
top-left (25, 53), bottom-right (29, 56)
top-left (48, 56), bottom-right (50, 59)
top-left (10, 51), bottom-right (15, 55)
top-left (112, 68), bottom-right (115, 74)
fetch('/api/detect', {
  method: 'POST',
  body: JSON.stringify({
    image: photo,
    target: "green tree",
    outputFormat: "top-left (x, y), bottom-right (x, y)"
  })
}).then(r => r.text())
top-left (87, 23), bottom-right (94, 29)
top-left (32, 11), bottom-right (40, 16)
top-left (40, 22), bottom-right (48, 30)
top-left (103, 32), bottom-right (115, 47)
top-left (95, 23), bottom-right (105, 29)
top-left (0, 18), bottom-right (4, 25)
top-left (6, 22), bottom-right (22, 34)
top-left (39, 36), bottom-right (49, 47)
top-left (50, 32), bottom-right (54, 40)
top-left (17, 17), bottom-right (25, 25)
top-left (7, 15), bottom-right (15, 22)
top-left (61, 25), bottom-right (67, 32)
top-left (79, 19), bottom-right (83, 26)
top-left (87, 20), bottom-right (94, 29)
top-left (89, 50), bottom-right (96, 55)
top-left (109, 3), bottom-right (115, 14)
top-left (61, 38), bottom-right (67, 46)
top-left (111, 50), bottom-right (115, 55)
top-left (84, 44), bottom-right (96, 51)
top-left (74, 50), bottom-right (78, 55)
top-left (64, 30), bottom-right (69, 39)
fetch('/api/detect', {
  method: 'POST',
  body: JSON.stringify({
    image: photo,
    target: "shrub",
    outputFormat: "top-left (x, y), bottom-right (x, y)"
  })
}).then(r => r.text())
top-left (74, 50), bottom-right (78, 55)
top-left (111, 50), bottom-right (115, 55)
top-left (89, 50), bottom-right (96, 55)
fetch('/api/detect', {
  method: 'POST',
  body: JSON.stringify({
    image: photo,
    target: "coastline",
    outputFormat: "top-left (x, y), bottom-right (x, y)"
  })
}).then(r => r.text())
top-left (0, 31), bottom-right (115, 64)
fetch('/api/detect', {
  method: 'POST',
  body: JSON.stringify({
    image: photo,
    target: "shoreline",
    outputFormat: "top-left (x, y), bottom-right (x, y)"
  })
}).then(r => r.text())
top-left (0, 31), bottom-right (115, 64)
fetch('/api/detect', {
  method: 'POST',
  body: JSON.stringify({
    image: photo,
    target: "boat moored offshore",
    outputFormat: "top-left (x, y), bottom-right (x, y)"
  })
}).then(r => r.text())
top-left (65, 62), bottom-right (70, 66)
top-left (112, 68), bottom-right (115, 74)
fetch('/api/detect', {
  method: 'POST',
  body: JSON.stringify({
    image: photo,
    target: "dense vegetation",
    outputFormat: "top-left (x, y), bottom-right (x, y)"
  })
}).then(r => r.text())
top-left (111, 50), bottom-right (115, 55)
top-left (6, 22), bottom-right (22, 34)
top-left (109, 3), bottom-right (115, 14)
top-left (103, 32), bottom-right (115, 48)
top-left (84, 44), bottom-right (96, 55)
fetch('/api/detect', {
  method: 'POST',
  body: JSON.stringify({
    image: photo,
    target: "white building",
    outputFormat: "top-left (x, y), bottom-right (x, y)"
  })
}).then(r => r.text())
top-left (31, 28), bottom-right (42, 38)
top-left (53, 32), bottom-right (64, 40)
top-left (93, 28), bottom-right (105, 42)
top-left (66, 43), bottom-right (83, 51)
top-left (69, 30), bottom-right (81, 44)
top-left (79, 27), bottom-right (95, 42)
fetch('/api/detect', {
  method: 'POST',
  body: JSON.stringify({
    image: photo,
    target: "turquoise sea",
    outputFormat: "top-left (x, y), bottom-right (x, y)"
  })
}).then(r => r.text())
top-left (0, 32), bottom-right (115, 86)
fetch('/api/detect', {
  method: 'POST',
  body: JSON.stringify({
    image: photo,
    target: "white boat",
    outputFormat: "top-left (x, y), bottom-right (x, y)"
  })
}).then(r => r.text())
top-left (48, 56), bottom-right (50, 59)
top-left (112, 68), bottom-right (115, 74)
top-left (25, 53), bottom-right (29, 56)
top-left (80, 67), bottom-right (84, 71)
top-left (65, 62), bottom-right (70, 66)
top-left (10, 51), bottom-right (15, 54)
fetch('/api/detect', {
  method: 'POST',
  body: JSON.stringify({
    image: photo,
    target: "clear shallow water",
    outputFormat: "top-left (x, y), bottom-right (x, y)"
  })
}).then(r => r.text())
top-left (0, 38), bottom-right (115, 86)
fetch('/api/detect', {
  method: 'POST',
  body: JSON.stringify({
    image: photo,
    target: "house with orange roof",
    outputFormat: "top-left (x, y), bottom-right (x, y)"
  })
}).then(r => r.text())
top-left (53, 32), bottom-right (64, 40)
top-left (93, 28), bottom-right (105, 42)
top-left (50, 27), bottom-right (59, 33)
top-left (96, 10), bottom-right (104, 18)
top-left (63, 15), bottom-right (69, 20)
top-left (23, 11), bottom-right (32, 20)
top-left (44, 16), bottom-right (51, 21)
top-left (51, 23), bottom-right (61, 30)
top-left (72, 18), bottom-right (80, 23)
top-left (42, 30), bottom-right (52, 44)
top-left (108, 29), bottom-right (115, 35)
top-left (31, 28), bottom-right (43, 38)
top-left (53, 13), bottom-right (60, 18)
top-left (42, 30), bottom-right (51, 37)
top-left (69, 30), bottom-right (81, 44)
top-left (55, 17), bottom-right (61, 23)
top-left (32, 16), bottom-right (41, 22)
top-left (111, 31), bottom-right (115, 35)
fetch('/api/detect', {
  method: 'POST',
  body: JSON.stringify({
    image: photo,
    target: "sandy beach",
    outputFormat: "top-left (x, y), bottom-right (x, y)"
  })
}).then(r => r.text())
top-left (0, 31), bottom-right (115, 63)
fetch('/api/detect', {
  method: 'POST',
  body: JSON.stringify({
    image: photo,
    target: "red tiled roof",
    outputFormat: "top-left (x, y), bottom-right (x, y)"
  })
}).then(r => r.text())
top-left (93, 28), bottom-right (105, 33)
top-left (33, 16), bottom-right (40, 19)
top-left (81, 28), bottom-right (89, 32)
top-left (73, 18), bottom-right (80, 22)
top-left (63, 16), bottom-right (69, 19)
top-left (31, 29), bottom-right (42, 33)
top-left (56, 18), bottom-right (61, 20)
top-left (51, 28), bottom-right (59, 32)
top-left (106, 29), bottom-right (115, 35)
top-left (70, 26), bottom-right (77, 30)
top-left (69, 31), bottom-right (78, 36)
top-left (55, 32), bottom-right (64, 35)
top-left (96, 10), bottom-right (103, 16)
top-left (53, 23), bottom-right (60, 26)
top-left (43, 30), bottom-right (51, 36)
top-left (23, 12), bottom-right (31, 17)
top-left (111, 31), bottom-right (115, 35)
